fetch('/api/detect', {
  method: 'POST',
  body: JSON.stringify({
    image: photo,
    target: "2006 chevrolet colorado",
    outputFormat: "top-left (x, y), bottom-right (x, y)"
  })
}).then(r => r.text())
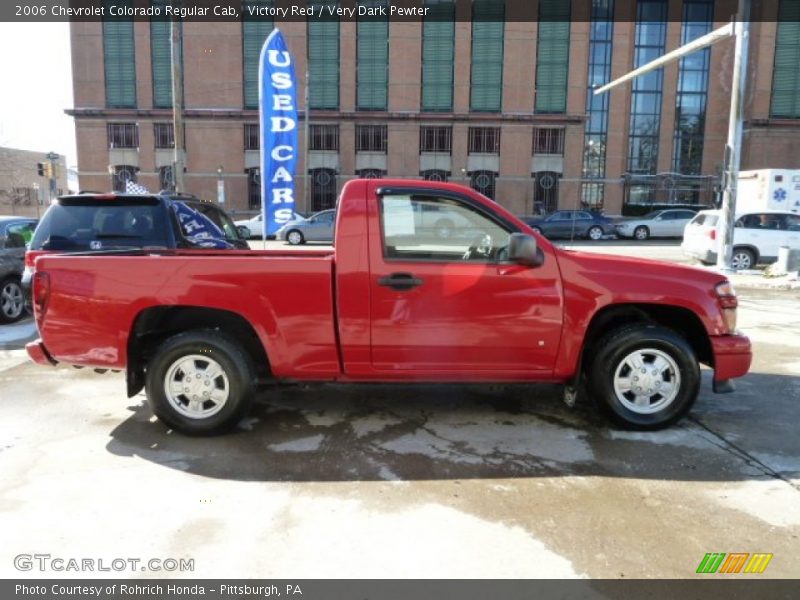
top-left (26, 179), bottom-right (751, 435)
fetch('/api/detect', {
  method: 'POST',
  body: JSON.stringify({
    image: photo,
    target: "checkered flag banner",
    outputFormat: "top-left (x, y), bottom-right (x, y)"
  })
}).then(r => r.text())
top-left (125, 180), bottom-right (150, 195)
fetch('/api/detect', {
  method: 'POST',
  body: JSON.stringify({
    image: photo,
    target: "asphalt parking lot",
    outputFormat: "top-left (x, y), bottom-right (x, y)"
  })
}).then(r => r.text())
top-left (1, 248), bottom-right (798, 578)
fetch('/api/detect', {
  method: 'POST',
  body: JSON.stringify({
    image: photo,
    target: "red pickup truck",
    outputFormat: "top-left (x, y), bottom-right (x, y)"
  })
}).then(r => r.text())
top-left (27, 179), bottom-right (751, 435)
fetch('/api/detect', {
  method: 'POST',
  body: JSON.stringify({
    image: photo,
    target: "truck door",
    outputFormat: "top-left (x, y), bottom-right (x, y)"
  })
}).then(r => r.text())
top-left (368, 192), bottom-right (563, 374)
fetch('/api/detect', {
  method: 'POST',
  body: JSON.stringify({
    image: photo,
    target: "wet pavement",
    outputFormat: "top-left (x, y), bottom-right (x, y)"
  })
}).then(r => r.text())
top-left (0, 288), bottom-right (798, 578)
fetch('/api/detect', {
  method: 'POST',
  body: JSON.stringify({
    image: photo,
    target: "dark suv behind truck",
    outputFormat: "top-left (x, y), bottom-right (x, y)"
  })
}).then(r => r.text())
top-left (23, 192), bottom-right (249, 304)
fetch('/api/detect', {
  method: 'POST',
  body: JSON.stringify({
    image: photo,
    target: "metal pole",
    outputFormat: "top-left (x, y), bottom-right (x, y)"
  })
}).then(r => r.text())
top-left (303, 69), bottom-right (310, 213)
top-left (716, 2), bottom-right (750, 271)
top-left (171, 18), bottom-right (185, 193)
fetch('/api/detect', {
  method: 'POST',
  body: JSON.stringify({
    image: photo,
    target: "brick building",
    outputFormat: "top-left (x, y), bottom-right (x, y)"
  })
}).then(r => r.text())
top-left (68, 0), bottom-right (800, 217)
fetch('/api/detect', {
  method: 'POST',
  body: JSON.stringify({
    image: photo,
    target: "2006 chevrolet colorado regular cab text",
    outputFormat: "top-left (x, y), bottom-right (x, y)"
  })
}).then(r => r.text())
top-left (26, 179), bottom-right (751, 435)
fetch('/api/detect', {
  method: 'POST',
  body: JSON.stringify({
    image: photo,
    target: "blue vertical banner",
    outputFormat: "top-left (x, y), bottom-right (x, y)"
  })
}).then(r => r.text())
top-left (259, 28), bottom-right (298, 238)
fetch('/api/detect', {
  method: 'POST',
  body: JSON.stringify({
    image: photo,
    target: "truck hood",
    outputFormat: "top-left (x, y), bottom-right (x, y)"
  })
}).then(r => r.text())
top-left (551, 246), bottom-right (734, 339)
top-left (555, 247), bottom-right (729, 296)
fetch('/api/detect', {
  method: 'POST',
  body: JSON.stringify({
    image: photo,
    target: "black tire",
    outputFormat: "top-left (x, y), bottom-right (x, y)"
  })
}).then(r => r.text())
top-left (731, 247), bottom-right (755, 270)
top-left (145, 330), bottom-right (255, 435)
top-left (587, 325), bottom-right (700, 430)
top-left (633, 226), bottom-right (650, 241)
top-left (286, 230), bottom-right (305, 245)
top-left (531, 226), bottom-right (543, 236)
top-left (587, 226), bottom-right (604, 241)
top-left (0, 276), bottom-right (26, 324)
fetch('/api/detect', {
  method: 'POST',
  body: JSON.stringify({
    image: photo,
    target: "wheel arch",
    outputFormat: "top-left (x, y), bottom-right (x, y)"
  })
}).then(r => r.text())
top-left (579, 303), bottom-right (713, 376)
top-left (127, 306), bottom-right (271, 397)
top-left (732, 244), bottom-right (760, 263)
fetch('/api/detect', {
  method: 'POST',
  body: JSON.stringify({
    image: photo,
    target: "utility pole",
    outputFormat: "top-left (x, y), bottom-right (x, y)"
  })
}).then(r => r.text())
top-left (304, 69), bottom-right (310, 212)
top-left (717, 0), bottom-right (750, 272)
top-left (45, 152), bottom-right (59, 202)
top-left (171, 17), bottom-right (185, 192)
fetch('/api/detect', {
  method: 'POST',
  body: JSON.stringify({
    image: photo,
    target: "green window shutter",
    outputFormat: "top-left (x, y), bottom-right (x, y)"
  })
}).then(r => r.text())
top-left (150, 1), bottom-right (175, 109)
top-left (470, 0), bottom-right (504, 112)
top-left (771, 1), bottom-right (800, 118)
top-left (357, 2), bottom-right (389, 111)
top-left (536, 0), bottom-right (570, 114)
top-left (422, 1), bottom-right (455, 112)
top-left (242, 1), bottom-right (274, 110)
top-left (103, 2), bottom-right (136, 108)
top-left (308, 14), bottom-right (340, 110)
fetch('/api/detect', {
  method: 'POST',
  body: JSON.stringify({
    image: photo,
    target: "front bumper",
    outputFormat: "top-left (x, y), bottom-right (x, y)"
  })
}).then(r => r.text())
top-left (711, 333), bottom-right (752, 391)
top-left (26, 339), bottom-right (58, 366)
top-left (615, 227), bottom-right (634, 238)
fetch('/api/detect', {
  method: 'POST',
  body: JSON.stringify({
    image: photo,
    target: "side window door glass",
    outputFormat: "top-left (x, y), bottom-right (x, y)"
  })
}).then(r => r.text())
top-left (380, 195), bottom-right (511, 262)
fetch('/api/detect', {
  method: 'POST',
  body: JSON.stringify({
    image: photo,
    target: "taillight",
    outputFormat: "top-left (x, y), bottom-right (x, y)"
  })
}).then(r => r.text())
top-left (25, 252), bottom-right (34, 268)
top-left (708, 229), bottom-right (717, 241)
top-left (33, 272), bottom-right (50, 320)
top-left (715, 281), bottom-right (738, 332)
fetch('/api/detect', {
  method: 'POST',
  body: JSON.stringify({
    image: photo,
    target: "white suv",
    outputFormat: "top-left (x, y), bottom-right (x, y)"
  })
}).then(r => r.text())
top-left (682, 209), bottom-right (800, 269)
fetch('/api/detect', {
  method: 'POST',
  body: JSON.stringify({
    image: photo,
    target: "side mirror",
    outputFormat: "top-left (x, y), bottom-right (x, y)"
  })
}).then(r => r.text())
top-left (237, 226), bottom-right (251, 239)
top-left (508, 233), bottom-right (543, 267)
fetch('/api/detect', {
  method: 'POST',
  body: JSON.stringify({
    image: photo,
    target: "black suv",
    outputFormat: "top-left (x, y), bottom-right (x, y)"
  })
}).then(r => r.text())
top-left (29, 192), bottom-right (249, 253)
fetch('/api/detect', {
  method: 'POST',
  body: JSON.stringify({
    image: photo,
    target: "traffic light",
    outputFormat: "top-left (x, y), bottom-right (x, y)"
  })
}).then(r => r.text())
top-left (37, 162), bottom-right (45, 177)
top-left (43, 163), bottom-right (53, 178)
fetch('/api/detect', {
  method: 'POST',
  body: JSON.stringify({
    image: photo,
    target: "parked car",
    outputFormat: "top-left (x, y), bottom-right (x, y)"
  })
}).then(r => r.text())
top-left (276, 209), bottom-right (335, 245)
top-left (0, 217), bottom-right (37, 323)
top-left (235, 211), bottom-right (307, 240)
top-left (615, 209), bottom-right (699, 240)
top-left (23, 192), bottom-right (249, 305)
top-left (521, 210), bottom-right (616, 240)
top-left (27, 178), bottom-right (750, 435)
top-left (681, 209), bottom-right (800, 269)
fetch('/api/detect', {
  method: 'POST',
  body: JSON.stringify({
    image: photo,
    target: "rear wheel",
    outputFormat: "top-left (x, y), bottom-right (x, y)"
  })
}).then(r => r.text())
top-left (286, 230), bottom-right (305, 245)
top-left (145, 330), bottom-right (255, 435)
top-left (731, 247), bottom-right (755, 270)
top-left (588, 325), bottom-right (700, 430)
top-left (587, 226), bottom-right (604, 241)
top-left (634, 226), bottom-right (650, 241)
top-left (0, 277), bottom-right (25, 324)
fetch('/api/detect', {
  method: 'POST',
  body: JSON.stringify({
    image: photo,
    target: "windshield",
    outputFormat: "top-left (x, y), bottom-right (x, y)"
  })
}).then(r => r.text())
top-left (30, 200), bottom-right (170, 251)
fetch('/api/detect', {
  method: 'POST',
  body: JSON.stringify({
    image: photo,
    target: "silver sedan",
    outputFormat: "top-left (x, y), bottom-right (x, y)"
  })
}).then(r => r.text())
top-left (615, 209), bottom-right (699, 240)
top-left (276, 209), bottom-right (335, 245)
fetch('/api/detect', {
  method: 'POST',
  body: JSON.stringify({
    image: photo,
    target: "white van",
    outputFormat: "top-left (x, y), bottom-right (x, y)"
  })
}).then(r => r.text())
top-left (681, 209), bottom-right (800, 269)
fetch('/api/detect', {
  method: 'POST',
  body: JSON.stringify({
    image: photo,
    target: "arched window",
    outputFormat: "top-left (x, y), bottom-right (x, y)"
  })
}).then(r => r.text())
top-left (356, 169), bottom-right (385, 179)
top-left (532, 171), bottom-right (560, 214)
top-left (246, 167), bottom-right (260, 209)
top-left (310, 168), bottom-right (337, 211)
top-left (421, 169), bottom-right (449, 182)
top-left (470, 170), bottom-right (497, 200)
top-left (112, 165), bottom-right (138, 192)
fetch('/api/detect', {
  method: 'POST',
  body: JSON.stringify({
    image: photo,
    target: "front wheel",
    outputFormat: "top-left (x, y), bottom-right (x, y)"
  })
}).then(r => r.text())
top-left (588, 325), bottom-right (700, 430)
top-left (145, 330), bottom-right (255, 435)
top-left (587, 226), bottom-right (604, 241)
top-left (0, 277), bottom-right (25, 324)
top-left (286, 230), bottom-right (305, 245)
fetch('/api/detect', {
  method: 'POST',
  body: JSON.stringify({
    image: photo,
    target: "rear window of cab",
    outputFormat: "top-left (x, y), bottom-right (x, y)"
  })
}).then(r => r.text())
top-left (30, 198), bottom-right (170, 252)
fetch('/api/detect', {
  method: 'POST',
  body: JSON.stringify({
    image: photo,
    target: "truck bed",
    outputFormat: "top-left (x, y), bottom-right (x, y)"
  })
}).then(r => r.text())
top-left (34, 251), bottom-right (340, 378)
